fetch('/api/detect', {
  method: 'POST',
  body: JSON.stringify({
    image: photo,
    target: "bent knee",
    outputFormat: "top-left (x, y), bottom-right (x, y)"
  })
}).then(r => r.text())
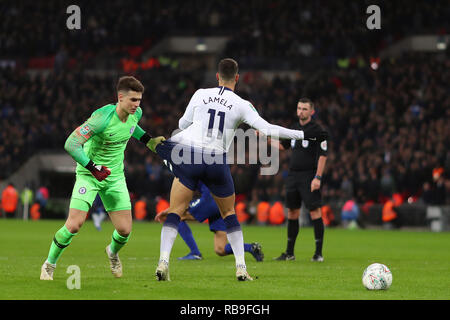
top-left (66, 224), bottom-right (81, 234)
top-left (287, 209), bottom-right (300, 220)
top-left (115, 227), bottom-right (132, 237)
top-left (215, 246), bottom-right (226, 256)
top-left (309, 208), bottom-right (322, 220)
top-left (221, 210), bottom-right (236, 219)
top-left (65, 220), bottom-right (84, 234)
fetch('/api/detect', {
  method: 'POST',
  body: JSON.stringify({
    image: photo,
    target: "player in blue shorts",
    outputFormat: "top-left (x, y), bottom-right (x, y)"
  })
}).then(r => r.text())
top-left (153, 58), bottom-right (319, 281)
top-left (155, 182), bottom-right (264, 262)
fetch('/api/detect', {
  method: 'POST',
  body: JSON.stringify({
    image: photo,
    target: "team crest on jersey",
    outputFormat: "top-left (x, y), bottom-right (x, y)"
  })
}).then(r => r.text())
top-left (80, 124), bottom-right (91, 136)
top-left (130, 126), bottom-right (135, 134)
top-left (302, 140), bottom-right (309, 148)
top-left (79, 187), bottom-right (86, 194)
top-left (321, 140), bottom-right (327, 151)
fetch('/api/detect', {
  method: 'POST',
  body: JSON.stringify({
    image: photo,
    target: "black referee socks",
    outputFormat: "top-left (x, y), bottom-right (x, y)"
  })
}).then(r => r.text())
top-left (286, 219), bottom-right (299, 256)
top-left (312, 217), bottom-right (324, 256)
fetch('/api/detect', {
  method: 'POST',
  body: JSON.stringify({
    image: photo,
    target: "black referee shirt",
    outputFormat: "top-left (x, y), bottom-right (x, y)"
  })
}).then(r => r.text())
top-left (280, 120), bottom-right (328, 172)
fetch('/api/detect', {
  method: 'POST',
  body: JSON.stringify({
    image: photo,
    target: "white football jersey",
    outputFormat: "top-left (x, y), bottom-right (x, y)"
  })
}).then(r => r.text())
top-left (171, 86), bottom-right (304, 153)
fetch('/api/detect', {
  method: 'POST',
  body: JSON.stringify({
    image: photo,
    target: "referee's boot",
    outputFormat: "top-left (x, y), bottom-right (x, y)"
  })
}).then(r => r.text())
top-left (274, 252), bottom-right (295, 261)
top-left (311, 253), bottom-right (324, 262)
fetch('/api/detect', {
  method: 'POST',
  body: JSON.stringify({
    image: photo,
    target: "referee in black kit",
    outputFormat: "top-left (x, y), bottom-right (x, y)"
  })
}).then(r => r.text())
top-left (274, 98), bottom-right (328, 262)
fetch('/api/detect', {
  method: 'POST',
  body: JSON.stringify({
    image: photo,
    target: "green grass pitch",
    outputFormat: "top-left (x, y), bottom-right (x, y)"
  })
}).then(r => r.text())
top-left (0, 219), bottom-right (449, 300)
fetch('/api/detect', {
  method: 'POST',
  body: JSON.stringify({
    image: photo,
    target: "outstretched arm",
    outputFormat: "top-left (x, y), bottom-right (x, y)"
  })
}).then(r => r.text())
top-left (255, 130), bottom-right (287, 150)
top-left (251, 116), bottom-right (304, 140)
top-left (241, 103), bottom-right (304, 140)
top-left (133, 125), bottom-right (166, 153)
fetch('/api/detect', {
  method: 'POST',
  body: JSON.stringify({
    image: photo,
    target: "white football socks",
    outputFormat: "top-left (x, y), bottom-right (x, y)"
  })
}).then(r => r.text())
top-left (226, 229), bottom-right (246, 268)
top-left (159, 225), bottom-right (178, 263)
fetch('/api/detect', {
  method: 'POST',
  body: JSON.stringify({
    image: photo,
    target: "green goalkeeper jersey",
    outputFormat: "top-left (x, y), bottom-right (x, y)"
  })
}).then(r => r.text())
top-left (64, 103), bottom-right (147, 179)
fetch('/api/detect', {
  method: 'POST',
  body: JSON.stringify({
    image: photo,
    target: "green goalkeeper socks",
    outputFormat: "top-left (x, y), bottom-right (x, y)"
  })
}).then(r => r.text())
top-left (109, 230), bottom-right (131, 254)
top-left (47, 225), bottom-right (76, 264)
top-left (46, 227), bottom-right (129, 264)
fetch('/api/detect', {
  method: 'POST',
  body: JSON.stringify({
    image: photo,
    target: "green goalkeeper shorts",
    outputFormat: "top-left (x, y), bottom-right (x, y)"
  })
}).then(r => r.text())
top-left (69, 173), bottom-right (131, 213)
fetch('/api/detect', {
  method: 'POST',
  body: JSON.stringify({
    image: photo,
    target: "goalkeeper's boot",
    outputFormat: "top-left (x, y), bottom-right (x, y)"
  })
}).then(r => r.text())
top-left (105, 245), bottom-right (122, 278)
top-left (236, 265), bottom-right (253, 281)
top-left (40, 260), bottom-right (56, 280)
top-left (250, 242), bottom-right (264, 262)
top-left (311, 254), bottom-right (324, 262)
top-left (274, 252), bottom-right (295, 261)
top-left (155, 260), bottom-right (170, 281)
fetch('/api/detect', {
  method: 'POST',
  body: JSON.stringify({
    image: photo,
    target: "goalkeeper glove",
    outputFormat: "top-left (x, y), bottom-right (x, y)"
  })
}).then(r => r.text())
top-left (146, 136), bottom-right (166, 153)
top-left (85, 160), bottom-right (111, 181)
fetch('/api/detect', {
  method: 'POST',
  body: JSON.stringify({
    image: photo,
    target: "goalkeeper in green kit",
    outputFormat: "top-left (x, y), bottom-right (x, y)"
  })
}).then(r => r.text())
top-left (40, 76), bottom-right (165, 280)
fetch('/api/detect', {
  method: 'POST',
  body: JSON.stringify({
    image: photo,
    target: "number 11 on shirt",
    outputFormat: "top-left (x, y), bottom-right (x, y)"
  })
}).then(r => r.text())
top-left (207, 109), bottom-right (226, 139)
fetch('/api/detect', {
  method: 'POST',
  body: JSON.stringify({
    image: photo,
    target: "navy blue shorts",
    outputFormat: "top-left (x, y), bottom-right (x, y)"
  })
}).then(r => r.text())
top-left (156, 140), bottom-right (235, 198)
top-left (188, 194), bottom-right (226, 232)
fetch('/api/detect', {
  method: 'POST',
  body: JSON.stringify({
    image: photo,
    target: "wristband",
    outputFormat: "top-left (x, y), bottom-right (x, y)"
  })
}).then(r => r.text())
top-left (139, 133), bottom-right (152, 145)
top-left (314, 175), bottom-right (322, 181)
top-left (85, 160), bottom-right (96, 171)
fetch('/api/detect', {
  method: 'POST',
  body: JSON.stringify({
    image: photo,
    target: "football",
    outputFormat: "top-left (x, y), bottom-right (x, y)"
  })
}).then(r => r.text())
top-left (362, 263), bottom-right (393, 290)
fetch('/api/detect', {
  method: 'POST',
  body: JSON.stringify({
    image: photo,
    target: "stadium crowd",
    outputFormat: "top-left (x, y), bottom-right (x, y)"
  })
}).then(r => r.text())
top-left (242, 52), bottom-right (450, 207)
top-left (1, 0), bottom-right (449, 220)
top-left (1, 52), bottom-right (449, 209)
top-left (1, 0), bottom-right (448, 69)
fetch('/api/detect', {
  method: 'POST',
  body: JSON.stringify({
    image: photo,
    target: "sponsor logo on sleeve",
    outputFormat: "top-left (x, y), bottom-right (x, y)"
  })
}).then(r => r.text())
top-left (79, 124), bottom-right (91, 136)
top-left (130, 126), bottom-right (135, 134)
top-left (321, 140), bottom-right (327, 151)
top-left (79, 187), bottom-right (87, 194)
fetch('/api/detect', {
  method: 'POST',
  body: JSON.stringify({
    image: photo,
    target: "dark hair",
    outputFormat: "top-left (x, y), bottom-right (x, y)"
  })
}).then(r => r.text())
top-left (218, 58), bottom-right (238, 82)
top-left (298, 98), bottom-right (314, 109)
top-left (116, 76), bottom-right (144, 93)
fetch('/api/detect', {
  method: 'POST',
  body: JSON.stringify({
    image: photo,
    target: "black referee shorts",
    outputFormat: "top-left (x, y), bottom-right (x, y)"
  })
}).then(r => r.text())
top-left (285, 170), bottom-right (322, 211)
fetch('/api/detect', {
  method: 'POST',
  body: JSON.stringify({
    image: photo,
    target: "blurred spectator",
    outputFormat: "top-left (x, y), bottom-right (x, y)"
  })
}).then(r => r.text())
top-left (268, 201), bottom-right (285, 225)
top-left (134, 196), bottom-right (148, 221)
top-left (155, 196), bottom-right (170, 216)
top-left (236, 201), bottom-right (250, 223)
top-left (35, 186), bottom-right (49, 215)
top-left (341, 198), bottom-right (360, 229)
top-left (30, 202), bottom-right (41, 220)
top-left (20, 186), bottom-right (33, 219)
top-left (321, 205), bottom-right (336, 227)
top-left (256, 201), bottom-right (270, 225)
top-left (423, 168), bottom-right (446, 205)
top-left (382, 194), bottom-right (403, 229)
top-left (1, 183), bottom-right (18, 218)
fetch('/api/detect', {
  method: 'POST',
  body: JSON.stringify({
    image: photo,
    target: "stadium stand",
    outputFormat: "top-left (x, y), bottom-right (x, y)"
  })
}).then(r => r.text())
top-left (0, 0), bottom-right (449, 225)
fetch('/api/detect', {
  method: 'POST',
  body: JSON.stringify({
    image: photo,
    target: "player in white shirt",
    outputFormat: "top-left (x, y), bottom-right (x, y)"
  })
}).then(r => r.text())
top-left (173, 80), bottom-right (305, 153)
top-left (154, 58), bottom-right (320, 281)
